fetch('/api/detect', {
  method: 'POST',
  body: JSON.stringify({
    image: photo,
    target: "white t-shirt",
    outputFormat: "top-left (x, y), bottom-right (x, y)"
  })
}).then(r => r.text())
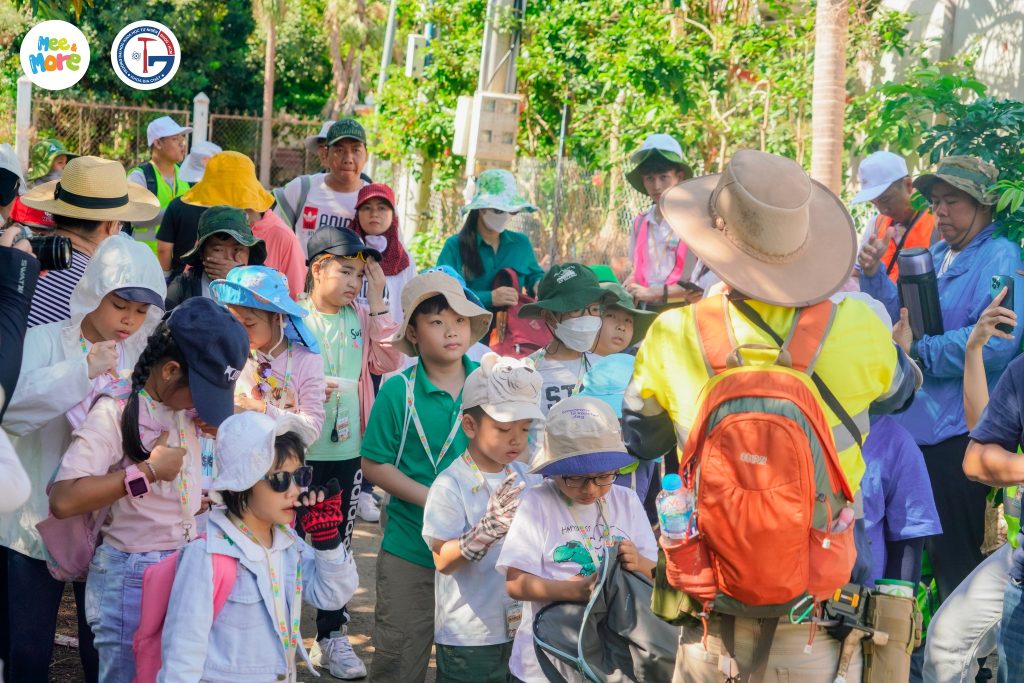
top-left (276, 173), bottom-right (363, 256)
top-left (356, 234), bottom-right (418, 323)
top-left (496, 479), bottom-right (657, 681)
top-left (421, 455), bottom-right (540, 646)
top-left (527, 352), bottom-right (595, 458)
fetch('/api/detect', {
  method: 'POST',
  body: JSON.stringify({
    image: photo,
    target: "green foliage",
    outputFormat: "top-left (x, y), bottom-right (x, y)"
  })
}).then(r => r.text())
top-left (406, 228), bottom-right (447, 270)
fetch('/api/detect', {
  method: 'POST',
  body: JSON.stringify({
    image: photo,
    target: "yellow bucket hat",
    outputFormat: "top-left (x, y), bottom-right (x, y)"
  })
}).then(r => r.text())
top-left (181, 151), bottom-right (274, 212)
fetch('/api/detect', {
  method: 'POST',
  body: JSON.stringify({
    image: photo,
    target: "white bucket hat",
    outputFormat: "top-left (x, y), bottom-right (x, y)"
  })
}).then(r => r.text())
top-left (178, 141), bottom-right (223, 183)
top-left (210, 412), bottom-right (307, 502)
top-left (463, 352), bottom-right (544, 423)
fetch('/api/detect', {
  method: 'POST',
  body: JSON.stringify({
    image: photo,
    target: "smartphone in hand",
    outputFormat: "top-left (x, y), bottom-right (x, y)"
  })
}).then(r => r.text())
top-left (991, 275), bottom-right (1016, 334)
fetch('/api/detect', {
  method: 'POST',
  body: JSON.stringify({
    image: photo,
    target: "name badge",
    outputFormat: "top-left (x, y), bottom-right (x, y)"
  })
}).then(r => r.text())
top-left (505, 601), bottom-right (523, 640)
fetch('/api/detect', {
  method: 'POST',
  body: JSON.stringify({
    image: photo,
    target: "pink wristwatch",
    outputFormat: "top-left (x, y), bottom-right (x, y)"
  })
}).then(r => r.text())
top-left (124, 465), bottom-right (151, 498)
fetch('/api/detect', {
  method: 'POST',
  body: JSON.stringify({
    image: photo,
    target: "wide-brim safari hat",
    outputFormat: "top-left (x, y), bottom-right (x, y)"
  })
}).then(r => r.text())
top-left (660, 149), bottom-right (856, 308)
top-left (601, 282), bottom-right (656, 346)
top-left (22, 156), bottom-right (160, 223)
top-left (392, 270), bottom-right (492, 356)
top-left (625, 134), bottom-right (693, 194)
top-left (181, 151), bottom-right (275, 212)
top-left (913, 155), bottom-right (999, 206)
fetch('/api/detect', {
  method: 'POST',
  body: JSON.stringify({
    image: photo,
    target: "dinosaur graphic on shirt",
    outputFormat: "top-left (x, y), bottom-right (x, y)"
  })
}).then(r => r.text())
top-left (553, 541), bottom-right (597, 577)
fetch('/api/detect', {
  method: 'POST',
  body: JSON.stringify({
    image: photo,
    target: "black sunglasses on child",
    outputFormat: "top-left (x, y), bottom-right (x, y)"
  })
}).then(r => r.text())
top-left (263, 466), bottom-right (313, 492)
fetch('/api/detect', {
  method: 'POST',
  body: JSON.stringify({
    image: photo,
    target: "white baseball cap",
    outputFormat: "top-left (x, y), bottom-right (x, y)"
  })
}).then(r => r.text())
top-left (178, 141), bottom-right (223, 183)
top-left (147, 116), bottom-right (193, 147)
top-left (463, 353), bottom-right (544, 423)
top-left (852, 151), bottom-right (909, 205)
top-left (305, 120), bottom-right (336, 154)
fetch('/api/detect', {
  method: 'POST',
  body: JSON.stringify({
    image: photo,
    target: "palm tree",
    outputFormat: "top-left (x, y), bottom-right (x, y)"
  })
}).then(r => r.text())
top-left (809, 0), bottom-right (849, 195)
top-left (254, 0), bottom-right (288, 186)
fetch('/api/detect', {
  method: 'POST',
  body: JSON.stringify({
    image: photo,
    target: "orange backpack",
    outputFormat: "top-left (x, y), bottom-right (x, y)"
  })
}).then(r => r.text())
top-left (662, 296), bottom-right (856, 651)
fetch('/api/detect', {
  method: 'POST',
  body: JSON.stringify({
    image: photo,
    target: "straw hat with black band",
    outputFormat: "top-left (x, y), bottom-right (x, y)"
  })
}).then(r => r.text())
top-left (21, 156), bottom-right (160, 223)
top-left (659, 149), bottom-right (856, 308)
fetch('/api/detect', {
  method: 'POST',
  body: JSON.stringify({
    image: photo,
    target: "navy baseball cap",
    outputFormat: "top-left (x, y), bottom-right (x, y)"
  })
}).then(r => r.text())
top-left (166, 297), bottom-right (249, 427)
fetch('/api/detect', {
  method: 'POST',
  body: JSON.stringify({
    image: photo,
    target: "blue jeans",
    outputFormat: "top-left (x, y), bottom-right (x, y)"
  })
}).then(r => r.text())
top-left (85, 543), bottom-right (174, 683)
top-left (999, 577), bottom-right (1024, 683)
top-left (6, 549), bottom-right (98, 683)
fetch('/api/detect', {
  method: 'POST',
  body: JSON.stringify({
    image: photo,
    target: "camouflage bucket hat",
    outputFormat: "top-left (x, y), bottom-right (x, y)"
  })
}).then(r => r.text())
top-left (914, 155), bottom-right (999, 206)
top-left (463, 168), bottom-right (537, 214)
top-left (29, 138), bottom-right (77, 181)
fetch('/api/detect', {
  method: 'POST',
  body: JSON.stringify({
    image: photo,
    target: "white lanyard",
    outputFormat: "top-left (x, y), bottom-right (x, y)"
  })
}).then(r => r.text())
top-left (406, 364), bottom-right (463, 473)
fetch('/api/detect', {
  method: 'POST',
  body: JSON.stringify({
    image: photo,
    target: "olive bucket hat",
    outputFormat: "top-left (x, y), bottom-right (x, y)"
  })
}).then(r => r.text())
top-left (181, 205), bottom-right (267, 266)
top-left (913, 155), bottom-right (999, 206)
top-left (518, 263), bottom-right (617, 319)
top-left (600, 282), bottom-right (656, 346)
top-left (625, 134), bottom-right (693, 194)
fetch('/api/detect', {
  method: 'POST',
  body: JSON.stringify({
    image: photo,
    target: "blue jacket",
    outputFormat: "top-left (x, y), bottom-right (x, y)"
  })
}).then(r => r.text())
top-left (158, 508), bottom-right (358, 682)
top-left (860, 223), bottom-right (1024, 445)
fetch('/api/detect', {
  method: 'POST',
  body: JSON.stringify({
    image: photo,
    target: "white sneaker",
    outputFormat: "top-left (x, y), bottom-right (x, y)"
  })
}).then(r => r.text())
top-left (312, 629), bottom-right (367, 679)
top-left (356, 491), bottom-right (380, 522)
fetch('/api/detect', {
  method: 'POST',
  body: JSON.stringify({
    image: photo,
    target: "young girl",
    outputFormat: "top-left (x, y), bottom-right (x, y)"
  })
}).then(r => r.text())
top-left (299, 226), bottom-right (401, 678)
top-left (496, 396), bottom-right (657, 682)
top-left (350, 183), bottom-right (417, 322)
top-left (211, 265), bottom-right (326, 447)
top-left (157, 411), bottom-right (359, 682)
top-left (1, 235), bottom-right (165, 682)
top-left (47, 296), bottom-right (250, 683)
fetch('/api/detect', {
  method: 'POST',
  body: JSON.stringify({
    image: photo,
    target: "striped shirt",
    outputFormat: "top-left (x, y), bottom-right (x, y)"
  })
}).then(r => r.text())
top-left (27, 249), bottom-right (90, 328)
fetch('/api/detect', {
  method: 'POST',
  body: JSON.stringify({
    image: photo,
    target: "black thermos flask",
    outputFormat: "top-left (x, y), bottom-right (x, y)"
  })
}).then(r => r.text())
top-left (897, 247), bottom-right (944, 339)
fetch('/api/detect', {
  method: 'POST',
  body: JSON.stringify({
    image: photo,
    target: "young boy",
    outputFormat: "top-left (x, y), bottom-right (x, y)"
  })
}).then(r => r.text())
top-left (422, 353), bottom-right (544, 682)
top-left (622, 133), bottom-right (699, 312)
top-left (361, 270), bottom-right (493, 682)
top-left (593, 282), bottom-right (656, 357)
top-left (496, 396), bottom-right (658, 682)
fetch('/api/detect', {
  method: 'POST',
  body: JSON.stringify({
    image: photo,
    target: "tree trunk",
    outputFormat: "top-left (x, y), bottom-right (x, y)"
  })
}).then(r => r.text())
top-left (597, 88), bottom-right (628, 247)
top-left (809, 0), bottom-right (848, 194)
top-left (259, 16), bottom-right (276, 186)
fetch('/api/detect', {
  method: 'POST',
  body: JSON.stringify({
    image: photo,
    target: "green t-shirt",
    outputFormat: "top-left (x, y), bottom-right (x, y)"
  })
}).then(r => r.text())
top-left (362, 355), bottom-right (479, 568)
top-left (301, 301), bottom-right (364, 461)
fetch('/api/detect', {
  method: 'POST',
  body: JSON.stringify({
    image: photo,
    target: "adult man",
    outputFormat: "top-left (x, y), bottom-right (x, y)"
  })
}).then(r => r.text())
top-left (859, 155), bottom-right (1024, 605)
top-left (853, 151), bottom-right (938, 282)
top-left (304, 120), bottom-right (335, 172)
top-left (155, 141), bottom-right (222, 279)
top-left (624, 150), bottom-right (918, 682)
top-left (274, 118), bottom-right (369, 257)
top-left (127, 115), bottom-right (193, 251)
top-left (22, 156), bottom-right (160, 327)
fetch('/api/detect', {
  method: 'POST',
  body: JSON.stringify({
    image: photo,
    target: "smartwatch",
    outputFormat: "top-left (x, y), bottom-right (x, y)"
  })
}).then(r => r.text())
top-left (124, 465), bottom-right (151, 499)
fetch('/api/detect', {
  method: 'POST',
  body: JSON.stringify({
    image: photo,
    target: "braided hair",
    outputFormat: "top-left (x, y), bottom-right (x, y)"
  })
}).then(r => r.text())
top-left (120, 322), bottom-right (189, 463)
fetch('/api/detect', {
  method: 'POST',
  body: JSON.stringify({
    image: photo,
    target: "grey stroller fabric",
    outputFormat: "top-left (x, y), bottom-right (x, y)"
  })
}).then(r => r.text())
top-left (532, 542), bottom-right (678, 682)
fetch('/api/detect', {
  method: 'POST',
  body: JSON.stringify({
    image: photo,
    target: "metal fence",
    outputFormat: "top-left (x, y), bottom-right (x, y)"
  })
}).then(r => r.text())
top-left (28, 97), bottom-right (323, 185)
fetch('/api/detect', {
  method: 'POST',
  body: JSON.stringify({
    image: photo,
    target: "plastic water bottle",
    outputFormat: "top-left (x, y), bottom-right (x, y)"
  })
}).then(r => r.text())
top-left (657, 474), bottom-right (693, 547)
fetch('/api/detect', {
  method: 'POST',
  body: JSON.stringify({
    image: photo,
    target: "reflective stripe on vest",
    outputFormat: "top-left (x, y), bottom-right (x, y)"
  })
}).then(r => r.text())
top-left (131, 162), bottom-right (189, 244)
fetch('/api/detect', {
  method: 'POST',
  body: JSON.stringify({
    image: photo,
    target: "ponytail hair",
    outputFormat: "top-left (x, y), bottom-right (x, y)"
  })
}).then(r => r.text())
top-left (120, 322), bottom-right (189, 463)
top-left (458, 210), bottom-right (485, 281)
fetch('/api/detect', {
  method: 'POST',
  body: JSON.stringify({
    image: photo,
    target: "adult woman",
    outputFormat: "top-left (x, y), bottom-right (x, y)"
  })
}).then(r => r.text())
top-left (436, 169), bottom-right (543, 312)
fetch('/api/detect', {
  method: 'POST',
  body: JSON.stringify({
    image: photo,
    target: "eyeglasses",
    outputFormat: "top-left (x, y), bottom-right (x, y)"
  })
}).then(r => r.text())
top-left (560, 304), bottom-right (604, 320)
top-left (263, 465), bottom-right (313, 493)
top-left (560, 473), bottom-right (617, 488)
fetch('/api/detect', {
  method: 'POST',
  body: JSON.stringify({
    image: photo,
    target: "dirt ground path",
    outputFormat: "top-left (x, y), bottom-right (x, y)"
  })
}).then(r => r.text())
top-left (51, 520), bottom-right (437, 682)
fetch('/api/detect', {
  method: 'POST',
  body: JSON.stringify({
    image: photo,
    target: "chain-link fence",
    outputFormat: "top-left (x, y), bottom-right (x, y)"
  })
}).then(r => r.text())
top-left (28, 97), bottom-right (322, 184)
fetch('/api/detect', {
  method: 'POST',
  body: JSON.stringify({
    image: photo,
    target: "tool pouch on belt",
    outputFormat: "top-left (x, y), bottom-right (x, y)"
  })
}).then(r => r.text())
top-left (863, 592), bottom-right (922, 683)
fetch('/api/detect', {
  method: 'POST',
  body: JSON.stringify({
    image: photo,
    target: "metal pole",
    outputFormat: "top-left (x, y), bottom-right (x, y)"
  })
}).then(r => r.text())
top-left (377, 0), bottom-right (399, 96)
top-left (549, 99), bottom-right (569, 263)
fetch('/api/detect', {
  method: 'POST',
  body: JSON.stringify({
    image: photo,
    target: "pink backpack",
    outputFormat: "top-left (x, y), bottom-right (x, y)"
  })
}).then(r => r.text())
top-left (132, 535), bottom-right (238, 683)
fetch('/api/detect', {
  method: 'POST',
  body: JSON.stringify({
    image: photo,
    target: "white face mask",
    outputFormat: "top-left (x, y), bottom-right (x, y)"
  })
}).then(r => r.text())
top-left (480, 209), bottom-right (514, 233)
top-left (554, 315), bottom-right (602, 353)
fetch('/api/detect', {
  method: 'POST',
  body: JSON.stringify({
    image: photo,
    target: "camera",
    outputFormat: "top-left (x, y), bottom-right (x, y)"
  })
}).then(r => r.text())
top-left (19, 226), bottom-right (72, 271)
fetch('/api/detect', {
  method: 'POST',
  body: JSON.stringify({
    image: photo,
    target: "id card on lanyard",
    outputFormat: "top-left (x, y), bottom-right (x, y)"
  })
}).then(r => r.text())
top-left (406, 364), bottom-right (462, 474)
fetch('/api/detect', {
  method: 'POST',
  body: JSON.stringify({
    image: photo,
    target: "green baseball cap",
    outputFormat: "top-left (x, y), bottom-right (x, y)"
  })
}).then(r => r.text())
top-left (600, 282), bottom-right (657, 346)
top-left (327, 118), bottom-right (367, 146)
top-left (914, 155), bottom-right (999, 206)
top-left (519, 263), bottom-right (616, 319)
top-left (28, 138), bottom-right (77, 181)
top-left (181, 205), bottom-right (267, 265)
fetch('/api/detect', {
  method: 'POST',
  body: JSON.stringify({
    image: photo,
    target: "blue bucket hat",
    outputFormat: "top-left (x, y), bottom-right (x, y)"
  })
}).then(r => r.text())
top-left (422, 265), bottom-right (486, 308)
top-left (210, 266), bottom-right (320, 353)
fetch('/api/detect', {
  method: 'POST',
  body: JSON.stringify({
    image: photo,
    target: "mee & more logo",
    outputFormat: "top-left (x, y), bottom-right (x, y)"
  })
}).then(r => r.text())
top-left (110, 20), bottom-right (181, 91)
top-left (19, 20), bottom-right (91, 90)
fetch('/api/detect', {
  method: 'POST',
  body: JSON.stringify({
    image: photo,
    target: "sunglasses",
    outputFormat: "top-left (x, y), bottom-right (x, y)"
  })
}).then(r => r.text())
top-left (560, 472), bottom-right (617, 488)
top-left (263, 465), bottom-right (313, 493)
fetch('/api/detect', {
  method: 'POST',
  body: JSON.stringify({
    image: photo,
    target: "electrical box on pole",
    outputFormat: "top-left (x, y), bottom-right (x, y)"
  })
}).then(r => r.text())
top-left (405, 34), bottom-right (427, 79)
